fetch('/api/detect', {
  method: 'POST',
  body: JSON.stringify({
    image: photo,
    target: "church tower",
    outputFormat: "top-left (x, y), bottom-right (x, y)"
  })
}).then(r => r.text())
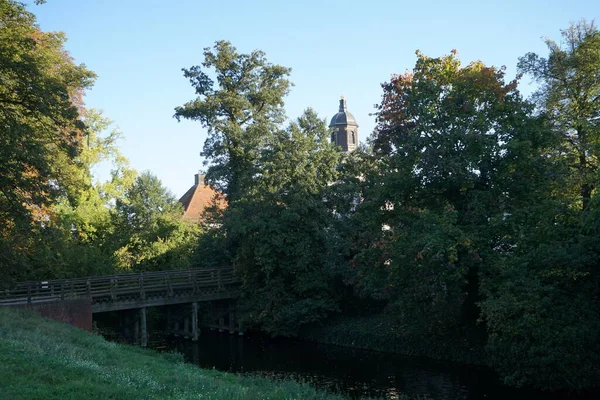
top-left (329, 96), bottom-right (358, 153)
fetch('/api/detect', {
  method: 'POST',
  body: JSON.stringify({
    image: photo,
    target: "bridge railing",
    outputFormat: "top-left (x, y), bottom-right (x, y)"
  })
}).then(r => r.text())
top-left (0, 267), bottom-right (237, 306)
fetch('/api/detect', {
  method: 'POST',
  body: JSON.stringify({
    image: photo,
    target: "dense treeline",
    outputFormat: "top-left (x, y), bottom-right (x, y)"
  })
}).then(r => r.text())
top-left (2, 0), bottom-right (599, 391)
top-left (177, 28), bottom-right (600, 390)
top-left (0, 0), bottom-right (199, 283)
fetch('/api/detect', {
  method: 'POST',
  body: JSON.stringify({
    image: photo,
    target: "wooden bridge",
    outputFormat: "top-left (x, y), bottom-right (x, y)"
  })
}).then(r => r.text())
top-left (0, 267), bottom-right (240, 346)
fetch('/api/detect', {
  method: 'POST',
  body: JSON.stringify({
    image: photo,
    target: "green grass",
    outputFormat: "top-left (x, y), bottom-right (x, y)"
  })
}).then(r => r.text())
top-left (301, 313), bottom-right (487, 365)
top-left (0, 308), bottom-right (384, 400)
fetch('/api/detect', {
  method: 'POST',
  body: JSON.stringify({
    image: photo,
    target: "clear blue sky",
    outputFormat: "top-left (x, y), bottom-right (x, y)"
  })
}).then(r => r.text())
top-left (28, 0), bottom-right (598, 197)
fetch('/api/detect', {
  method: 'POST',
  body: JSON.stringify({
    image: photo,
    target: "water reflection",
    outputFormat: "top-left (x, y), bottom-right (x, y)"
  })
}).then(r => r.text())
top-left (159, 330), bottom-right (593, 400)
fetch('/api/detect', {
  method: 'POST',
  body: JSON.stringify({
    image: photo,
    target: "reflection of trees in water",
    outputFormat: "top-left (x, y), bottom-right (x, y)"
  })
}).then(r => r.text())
top-left (169, 332), bottom-right (497, 400)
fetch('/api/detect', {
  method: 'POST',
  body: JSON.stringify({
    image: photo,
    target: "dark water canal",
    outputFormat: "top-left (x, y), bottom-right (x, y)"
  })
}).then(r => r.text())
top-left (154, 329), bottom-right (594, 400)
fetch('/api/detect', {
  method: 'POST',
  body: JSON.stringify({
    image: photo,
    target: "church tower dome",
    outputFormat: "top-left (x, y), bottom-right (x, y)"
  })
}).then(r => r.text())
top-left (329, 96), bottom-right (358, 153)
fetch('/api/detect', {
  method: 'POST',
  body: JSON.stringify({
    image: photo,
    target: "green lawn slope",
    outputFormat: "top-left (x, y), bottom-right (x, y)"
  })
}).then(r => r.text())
top-left (0, 308), bottom-right (373, 400)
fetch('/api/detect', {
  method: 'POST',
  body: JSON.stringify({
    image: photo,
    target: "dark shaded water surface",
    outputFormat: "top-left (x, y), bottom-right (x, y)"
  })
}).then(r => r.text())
top-left (153, 329), bottom-right (595, 400)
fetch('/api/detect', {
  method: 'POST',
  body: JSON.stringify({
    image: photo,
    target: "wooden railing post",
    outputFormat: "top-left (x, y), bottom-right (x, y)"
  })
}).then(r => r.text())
top-left (86, 279), bottom-right (92, 298)
top-left (166, 273), bottom-right (173, 297)
top-left (217, 270), bottom-right (223, 291)
top-left (139, 273), bottom-right (146, 300)
top-left (110, 278), bottom-right (117, 300)
top-left (60, 283), bottom-right (65, 300)
top-left (27, 284), bottom-right (32, 305)
top-left (192, 271), bottom-right (198, 294)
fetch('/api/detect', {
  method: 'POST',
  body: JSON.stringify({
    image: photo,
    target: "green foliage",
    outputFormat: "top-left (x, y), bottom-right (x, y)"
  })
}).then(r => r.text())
top-left (472, 21), bottom-right (600, 389)
top-left (4, 8), bottom-right (600, 392)
top-left (518, 20), bottom-right (600, 210)
top-left (480, 248), bottom-right (600, 389)
top-left (302, 313), bottom-right (487, 365)
top-left (0, 1), bottom-right (199, 283)
top-left (0, 0), bottom-right (95, 224)
top-left (229, 110), bottom-right (342, 335)
top-left (174, 40), bottom-right (292, 201)
top-left (344, 50), bottom-right (548, 333)
top-left (113, 172), bottom-right (200, 271)
top-left (53, 110), bottom-right (134, 248)
top-left (0, 0), bottom-right (95, 283)
top-left (177, 43), bottom-right (341, 335)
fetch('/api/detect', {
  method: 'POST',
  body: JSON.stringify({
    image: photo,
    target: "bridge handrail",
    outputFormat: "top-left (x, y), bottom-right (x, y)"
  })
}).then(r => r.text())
top-left (11, 266), bottom-right (234, 286)
top-left (0, 266), bottom-right (238, 306)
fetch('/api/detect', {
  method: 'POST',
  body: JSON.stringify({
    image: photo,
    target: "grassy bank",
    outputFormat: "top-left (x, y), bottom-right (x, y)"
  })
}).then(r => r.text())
top-left (301, 313), bottom-right (487, 365)
top-left (0, 308), bottom-right (379, 400)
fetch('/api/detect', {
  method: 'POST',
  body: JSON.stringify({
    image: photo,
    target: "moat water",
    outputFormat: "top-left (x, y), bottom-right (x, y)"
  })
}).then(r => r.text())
top-left (149, 329), bottom-right (594, 400)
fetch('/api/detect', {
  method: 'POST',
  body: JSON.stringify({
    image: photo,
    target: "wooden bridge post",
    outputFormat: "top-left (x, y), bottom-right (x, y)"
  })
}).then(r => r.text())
top-left (184, 317), bottom-right (190, 339)
top-left (192, 342), bottom-right (199, 364)
top-left (228, 304), bottom-right (235, 334)
top-left (166, 308), bottom-right (172, 336)
top-left (26, 284), bottom-right (32, 305)
top-left (192, 302), bottom-right (199, 341)
top-left (134, 313), bottom-right (140, 344)
top-left (219, 313), bottom-right (225, 332)
top-left (140, 307), bottom-right (147, 347)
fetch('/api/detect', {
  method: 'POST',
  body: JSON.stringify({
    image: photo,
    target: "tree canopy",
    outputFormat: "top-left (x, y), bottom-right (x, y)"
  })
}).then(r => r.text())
top-left (2, 4), bottom-right (600, 391)
top-left (174, 41), bottom-right (292, 202)
top-left (518, 20), bottom-right (600, 210)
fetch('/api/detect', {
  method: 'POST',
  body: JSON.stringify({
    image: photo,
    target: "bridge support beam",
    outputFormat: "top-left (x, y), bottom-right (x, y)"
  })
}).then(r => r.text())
top-left (184, 317), bottom-right (190, 339)
top-left (192, 302), bottom-right (199, 341)
top-left (140, 307), bottom-right (147, 347)
top-left (218, 315), bottom-right (225, 332)
top-left (228, 305), bottom-right (235, 334)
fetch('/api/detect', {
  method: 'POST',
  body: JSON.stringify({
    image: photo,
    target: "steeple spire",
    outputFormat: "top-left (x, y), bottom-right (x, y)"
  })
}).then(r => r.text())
top-left (330, 96), bottom-right (359, 153)
top-left (339, 95), bottom-right (346, 112)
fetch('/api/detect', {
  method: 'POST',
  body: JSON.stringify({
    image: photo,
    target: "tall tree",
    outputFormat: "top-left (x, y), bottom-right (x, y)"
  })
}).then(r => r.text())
top-left (46, 110), bottom-right (137, 278)
top-left (174, 41), bottom-right (292, 202)
top-left (518, 20), bottom-right (600, 210)
top-left (0, 0), bottom-right (95, 283)
top-left (0, 0), bottom-right (95, 225)
top-left (477, 21), bottom-right (600, 389)
top-left (355, 50), bottom-right (549, 332)
top-left (229, 109), bottom-right (342, 335)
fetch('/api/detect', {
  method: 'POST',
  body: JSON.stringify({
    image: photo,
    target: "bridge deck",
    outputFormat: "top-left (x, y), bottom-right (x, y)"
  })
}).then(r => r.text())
top-left (0, 267), bottom-right (239, 313)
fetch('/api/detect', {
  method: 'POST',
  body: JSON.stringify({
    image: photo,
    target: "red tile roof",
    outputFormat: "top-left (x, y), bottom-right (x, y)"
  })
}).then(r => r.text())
top-left (179, 176), bottom-right (226, 222)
